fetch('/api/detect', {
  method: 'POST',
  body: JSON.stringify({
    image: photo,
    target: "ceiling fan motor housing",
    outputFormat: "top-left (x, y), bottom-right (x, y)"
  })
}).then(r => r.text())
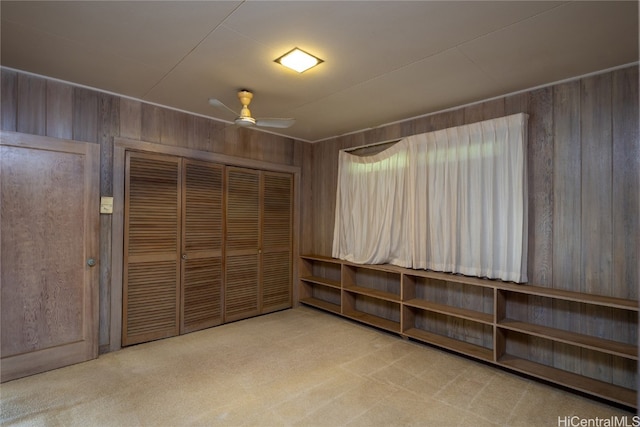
top-left (235, 116), bottom-right (256, 126)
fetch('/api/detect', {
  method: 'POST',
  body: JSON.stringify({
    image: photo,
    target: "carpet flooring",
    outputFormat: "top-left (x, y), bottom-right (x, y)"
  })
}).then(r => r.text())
top-left (0, 306), bottom-right (633, 426)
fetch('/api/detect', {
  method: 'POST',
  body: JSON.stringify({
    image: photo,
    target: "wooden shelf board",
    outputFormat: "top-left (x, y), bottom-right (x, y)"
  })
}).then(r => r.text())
top-left (343, 309), bottom-right (401, 333)
top-left (300, 297), bottom-right (341, 315)
top-left (498, 320), bottom-right (638, 360)
top-left (343, 261), bottom-right (404, 274)
top-left (403, 328), bottom-right (493, 362)
top-left (403, 270), bottom-right (498, 290)
top-left (300, 275), bottom-right (341, 289)
top-left (497, 283), bottom-right (638, 311)
top-left (404, 299), bottom-right (494, 325)
top-left (498, 354), bottom-right (637, 408)
top-left (300, 254), bottom-right (342, 264)
top-left (301, 255), bottom-right (638, 311)
top-left (343, 285), bottom-right (401, 303)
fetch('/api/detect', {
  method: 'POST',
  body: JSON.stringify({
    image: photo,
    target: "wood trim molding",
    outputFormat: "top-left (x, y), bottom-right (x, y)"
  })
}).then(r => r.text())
top-left (113, 137), bottom-right (300, 174)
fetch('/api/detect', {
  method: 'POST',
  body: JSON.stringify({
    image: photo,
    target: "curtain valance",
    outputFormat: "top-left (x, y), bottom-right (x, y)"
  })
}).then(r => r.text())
top-left (332, 113), bottom-right (528, 283)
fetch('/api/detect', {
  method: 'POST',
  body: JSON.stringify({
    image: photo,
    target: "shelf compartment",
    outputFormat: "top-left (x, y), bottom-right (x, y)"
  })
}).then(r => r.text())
top-left (299, 279), bottom-right (341, 312)
top-left (299, 256), bottom-right (342, 284)
top-left (300, 297), bottom-right (341, 315)
top-left (497, 329), bottom-right (637, 398)
top-left (403, 274), bottom-right (493, 318)
top-left (404, 298), bottom-right (493, 325)
top-left (399, 268), bottom-right (499, 290)
top-left (343, 264), bottom-right (401, 300)
top-left (496, 282), bottom-right (639, 311)
top-left (496, 290), bottom-right (637, 357)
top-left (343, 291), bottom-right (401, 333)
top-left (403, 306), bottom-right (493, 356)
top-left (498, 354), bottom-right (636, 408)
top-left (404, 327), bottom-right (493, 362)
top-left (498, 319), bottom-right (637, 359)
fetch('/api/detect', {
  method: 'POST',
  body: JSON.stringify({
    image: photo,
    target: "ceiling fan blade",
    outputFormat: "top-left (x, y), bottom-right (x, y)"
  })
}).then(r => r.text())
top-left (255, 118), bottom-right (295, 129)
top-left (208, 98), bottom-right (238, 116)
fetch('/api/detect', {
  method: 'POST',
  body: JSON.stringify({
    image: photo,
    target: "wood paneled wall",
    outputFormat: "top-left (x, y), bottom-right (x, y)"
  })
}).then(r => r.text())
top-left (2, 65), bottom-right (637, 355)
top-left (306, 65), bottom-right (639, 301)
top-left (1, 69), bottom-right (310, 353)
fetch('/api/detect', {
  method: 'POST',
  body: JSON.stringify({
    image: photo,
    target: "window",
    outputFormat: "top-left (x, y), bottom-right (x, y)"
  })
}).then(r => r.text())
top-left (332, 113), bottom-right (528, 283)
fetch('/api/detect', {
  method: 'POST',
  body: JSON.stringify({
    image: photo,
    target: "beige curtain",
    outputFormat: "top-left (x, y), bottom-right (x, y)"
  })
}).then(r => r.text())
top-left (332, 113), bottom-right (528, 283)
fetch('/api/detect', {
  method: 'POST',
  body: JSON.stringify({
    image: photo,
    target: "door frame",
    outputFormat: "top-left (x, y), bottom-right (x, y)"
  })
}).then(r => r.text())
top-left (110, 138), bottom-right (301, 352)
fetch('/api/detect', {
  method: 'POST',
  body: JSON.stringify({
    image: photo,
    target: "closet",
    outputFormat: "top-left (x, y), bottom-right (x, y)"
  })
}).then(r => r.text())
top-left (225, 167), bottom-right (293, 321)
top-left (122, 152), bottom-right (292, 346)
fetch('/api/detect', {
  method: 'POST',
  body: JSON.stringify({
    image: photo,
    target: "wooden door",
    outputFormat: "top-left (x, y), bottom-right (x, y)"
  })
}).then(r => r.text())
top-left (261, 172), bottom-right (293, 313)
top-left (181, 160), bottom-right (224, 333)
top-left (225, 167), bottom-right (260, 321)
top-left (123, 152), bottom-right (181, 346)
top-left (1, 131), bottom-right (99, 382)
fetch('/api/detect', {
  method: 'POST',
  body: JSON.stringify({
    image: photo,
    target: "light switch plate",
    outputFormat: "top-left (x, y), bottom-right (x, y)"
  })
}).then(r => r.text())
top-left (100, 196), bottom-right (114, 214)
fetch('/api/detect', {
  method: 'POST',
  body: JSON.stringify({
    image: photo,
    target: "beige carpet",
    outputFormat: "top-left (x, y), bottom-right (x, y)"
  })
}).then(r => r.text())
top-left (0, 306), bottom-right (633, 426)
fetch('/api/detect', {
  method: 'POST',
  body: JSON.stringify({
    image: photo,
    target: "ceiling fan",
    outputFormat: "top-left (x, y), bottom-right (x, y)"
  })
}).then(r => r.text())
top-left (208, 90), bottom-right (295, 129)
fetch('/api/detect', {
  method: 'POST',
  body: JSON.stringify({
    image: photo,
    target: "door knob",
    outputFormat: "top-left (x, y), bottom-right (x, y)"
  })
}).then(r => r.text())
top-left (182, 254), bottom-right (187, 260)
top-left (87, 258), bottom-right (96, 267)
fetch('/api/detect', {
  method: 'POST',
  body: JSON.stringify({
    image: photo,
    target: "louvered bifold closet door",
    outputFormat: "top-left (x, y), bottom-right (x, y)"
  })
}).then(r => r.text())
top-left (225, 167), bottom-right (260, 322)
top-left (261, 172), bottom-right (293, 313)
top-left (123, 153), bottom-right (181, 346)
top-left (181, 160), bottom-right (224, 333)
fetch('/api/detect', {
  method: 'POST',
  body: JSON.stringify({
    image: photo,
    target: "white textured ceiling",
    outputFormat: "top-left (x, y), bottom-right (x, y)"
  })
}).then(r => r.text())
top-left (1, 1), bottom-right (637, 142)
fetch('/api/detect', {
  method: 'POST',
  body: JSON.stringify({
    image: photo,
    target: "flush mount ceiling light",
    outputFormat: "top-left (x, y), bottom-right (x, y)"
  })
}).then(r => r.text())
top-left (274, 47), bottom-right (323, 73)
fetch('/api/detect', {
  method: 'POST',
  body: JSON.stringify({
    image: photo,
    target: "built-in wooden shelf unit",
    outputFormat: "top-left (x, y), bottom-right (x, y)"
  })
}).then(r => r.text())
top-left (299, 254), bottom-right (638, 409)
